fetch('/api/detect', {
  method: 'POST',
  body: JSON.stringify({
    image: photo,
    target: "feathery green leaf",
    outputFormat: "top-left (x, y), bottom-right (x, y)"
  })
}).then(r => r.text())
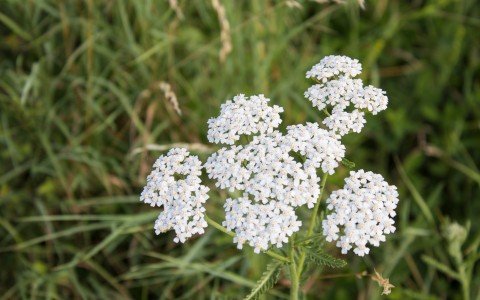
top-left (306, 251), bottom-right (347, 269)
top-left (244, 261), bottom-right (282, 300)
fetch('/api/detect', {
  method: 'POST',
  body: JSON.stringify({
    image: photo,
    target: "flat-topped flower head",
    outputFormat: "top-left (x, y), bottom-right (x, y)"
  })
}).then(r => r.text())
top-left (284, 122), bottom-right (345, 174)
top-left (205, 131), bottom-right (320, 208)
top-left (140, 148), bottom-right (209, 243)
top-left (352, 85), bottom-right (388, 115)
top-left (207, 94), bottom-right (284, 145)
top-left (323, 109), bottom-right (366, 136)
top-left (305, 56), bottom-right (389, 136)
top-left (223, 196), bottom-right (302, 253)
top-left (322, 170), bottom-right (399, 256)
top-left (305, 78), bottom-right (388, 117)
top-left (203, 145), bottom-right (249, 191)
top-left (306, 55), bottom-right (362, 83)
top-left (305, 78), bottom-right (364, 111)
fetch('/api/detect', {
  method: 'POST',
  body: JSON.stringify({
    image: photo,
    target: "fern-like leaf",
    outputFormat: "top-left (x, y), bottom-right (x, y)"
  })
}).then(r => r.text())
top-left (244, 261), bottom-right (282, 300)
top-left (306, 251), bottom-right (347, 269)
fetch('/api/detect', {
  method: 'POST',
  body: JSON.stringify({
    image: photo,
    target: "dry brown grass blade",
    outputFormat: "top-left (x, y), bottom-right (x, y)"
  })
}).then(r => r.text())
top-left (285, 0), bottom-right (303, 9)
top-left (158, 82), bottom-right (182, 116)
top-left (169, 0), bottom-right (184, 20)
top-left (211, 0), bottom-right (232, 62)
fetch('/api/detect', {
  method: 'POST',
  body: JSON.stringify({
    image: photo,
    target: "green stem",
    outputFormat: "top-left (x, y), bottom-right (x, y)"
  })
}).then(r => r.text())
top-left (459, 265), bottom-right (470, 300)
top-left (462, 279), bottom-right (470, 300)
top-left (205, 215), bottom-right (290, 263)
top-left (205, 214), bottom-right (235, 238)
top-left (289, 237), bottom-right (299, 300)
top-left (297, 174), bottom-right (328, 277)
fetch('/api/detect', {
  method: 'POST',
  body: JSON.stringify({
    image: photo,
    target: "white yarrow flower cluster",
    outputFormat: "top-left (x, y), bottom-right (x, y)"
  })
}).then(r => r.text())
top-left (140, 148), bottom-right (209, 243)
top-left (322, 170), bottom-right (399, 256)
top-left (141, 56), bottom-right (397, 257)
top-left (205, 131), bottom-right (321, 208)
top-left (207, 94), bottom-right (284, 145)
top-left (323, 108), bottom-right (366, 136)
top-left (306, 55), bottom-right (362, 83)
top-left (304, 56), bottom-right (388, 136)
top-left (304, 78), bottom-right (364, 111)
top-left (223, 197), bottom-right (302, 253)
top-left (284, 122), bottom-right (345, 174)
top-left (353, 85), bottom-right (388, 115)
top-left (204, 95), bottom-right (346, 251)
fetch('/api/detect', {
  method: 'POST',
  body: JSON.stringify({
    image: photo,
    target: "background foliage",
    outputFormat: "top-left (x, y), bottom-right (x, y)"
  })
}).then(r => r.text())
top-left (1, 0), bottom-right (479, 299)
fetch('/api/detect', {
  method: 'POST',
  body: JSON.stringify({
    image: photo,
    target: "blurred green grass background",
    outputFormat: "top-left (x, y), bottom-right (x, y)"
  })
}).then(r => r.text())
top-left (1, 0), bottom-right (479, 299)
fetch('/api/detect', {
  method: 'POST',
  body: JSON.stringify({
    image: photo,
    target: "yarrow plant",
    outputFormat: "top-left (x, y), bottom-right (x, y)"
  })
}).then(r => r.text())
top-left (141, 55), bottom-right (399, 299)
